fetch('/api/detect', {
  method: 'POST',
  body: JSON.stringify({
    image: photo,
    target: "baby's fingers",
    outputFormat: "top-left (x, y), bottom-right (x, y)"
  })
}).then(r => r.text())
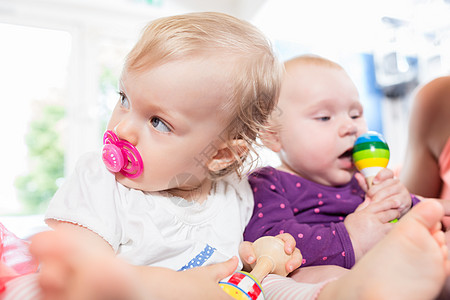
top-left (371, 168), bottom-right (394, 185)
top-left (377, 208), bottom-right (400, 224)
top-left (238, 241), bottom-right (256, 265)
top-left (275, 233), bottom-right (296, 254)
top-left (365, 197), bottom-right (401, 213)
top-left (286, 248), bottom-right (302, 274)
top-left (208, 257), bottom-right (239, 282)
top-left (355, 172), bottom-right (368, 192)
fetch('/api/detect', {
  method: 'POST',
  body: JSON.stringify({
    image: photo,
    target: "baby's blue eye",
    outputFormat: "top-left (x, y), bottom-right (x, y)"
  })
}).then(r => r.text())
top-left (317, 116), bottom-right (330, 121)
top-left (350, 112), bottom-right (362, 119)
top-left (151, 117), bottom-right (171, 133)
top-left (119, 92), bottom-right (130, 109)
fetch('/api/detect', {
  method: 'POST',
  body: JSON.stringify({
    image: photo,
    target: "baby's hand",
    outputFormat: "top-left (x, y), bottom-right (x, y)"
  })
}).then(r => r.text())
top-left (239, 233), bottom-right (302, 275)
top-left (345, 198), bottom-right (399, 261)
top-left (274, 233), bottom-right (303, 273)
top-left (365, 168), bottom-right (412, 216)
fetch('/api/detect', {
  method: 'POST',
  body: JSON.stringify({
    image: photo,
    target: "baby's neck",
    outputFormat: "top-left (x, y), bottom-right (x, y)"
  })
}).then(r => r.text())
top-left (277, 162), bottom-right (298, 176)
top-left (166, 180), bottom-right (212, 203)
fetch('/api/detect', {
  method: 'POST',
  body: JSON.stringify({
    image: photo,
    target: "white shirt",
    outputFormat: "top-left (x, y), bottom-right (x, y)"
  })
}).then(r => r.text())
top-left (45, 152), bottom-right (254, 271)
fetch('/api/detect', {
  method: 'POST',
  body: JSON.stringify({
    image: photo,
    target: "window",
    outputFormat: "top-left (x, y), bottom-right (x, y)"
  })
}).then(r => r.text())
top-left (0, 2), bottom-right (145, 237)
top-left (0, 23), bottom-right (71, 215)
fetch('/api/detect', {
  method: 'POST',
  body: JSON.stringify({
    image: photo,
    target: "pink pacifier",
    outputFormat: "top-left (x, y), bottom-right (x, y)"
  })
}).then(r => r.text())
top-left (102, 130), bottom-right (143, 178)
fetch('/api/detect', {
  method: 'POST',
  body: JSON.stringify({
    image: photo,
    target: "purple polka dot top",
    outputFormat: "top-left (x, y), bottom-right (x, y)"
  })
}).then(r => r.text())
top-left (244, 167), bottom-right (420, 269)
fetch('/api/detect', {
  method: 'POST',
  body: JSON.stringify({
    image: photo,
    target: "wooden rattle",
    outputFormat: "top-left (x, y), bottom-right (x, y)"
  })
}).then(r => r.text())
top-left (219, 236), bottom-right (300, 300)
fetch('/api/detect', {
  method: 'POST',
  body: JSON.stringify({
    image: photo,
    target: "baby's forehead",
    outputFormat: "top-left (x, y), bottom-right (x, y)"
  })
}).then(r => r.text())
top-left (285, 62), bottom-right (342, 78)
top-left (122, 60), bottom-right (236, 111)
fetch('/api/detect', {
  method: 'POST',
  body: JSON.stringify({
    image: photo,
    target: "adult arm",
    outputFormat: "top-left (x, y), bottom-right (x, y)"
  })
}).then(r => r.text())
top-left (401, 77), bottom-right (450, 197)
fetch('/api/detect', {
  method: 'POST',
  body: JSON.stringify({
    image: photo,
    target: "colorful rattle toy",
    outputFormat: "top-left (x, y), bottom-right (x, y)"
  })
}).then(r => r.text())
top-left (219, 236), bottom-right (299, 300)
top-left (102, 130), bottom-right (143, 178)
top-left (352, 131), bottom-right (390, 188)
top-left (353, 131), bottom-right (397, 222)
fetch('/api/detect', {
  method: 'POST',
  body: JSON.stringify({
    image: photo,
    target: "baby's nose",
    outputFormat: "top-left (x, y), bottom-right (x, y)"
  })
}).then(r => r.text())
top-left (339, 122), bottom-right (358, 136)
top-left (114, 119), bottom-right (138, 145)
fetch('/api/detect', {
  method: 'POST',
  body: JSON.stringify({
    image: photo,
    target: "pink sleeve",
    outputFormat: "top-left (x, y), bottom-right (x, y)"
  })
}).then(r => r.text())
top-left (0, 222), bottom-right (38, 291)
top-left (262, 274), bottom-right (337, 300)
top-left (1, 274), bottom-right (41, 300)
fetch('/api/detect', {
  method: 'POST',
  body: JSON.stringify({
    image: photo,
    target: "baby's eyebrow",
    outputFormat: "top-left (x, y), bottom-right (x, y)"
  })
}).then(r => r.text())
top-left (118, 78), bottom-right (126, 92)
top-left (118, 79), bottom-right (133, 103)
top-left (307, 98), bottom-right (334, 111)
top-left (350, 101), bottom-right (363, 110)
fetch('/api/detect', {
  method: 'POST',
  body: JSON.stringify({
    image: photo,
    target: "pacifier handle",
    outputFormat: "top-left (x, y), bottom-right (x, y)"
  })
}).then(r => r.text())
top-left (102, 143), bottom-right (125, 173)
top-left (102, 130), bottom-right (143, 178)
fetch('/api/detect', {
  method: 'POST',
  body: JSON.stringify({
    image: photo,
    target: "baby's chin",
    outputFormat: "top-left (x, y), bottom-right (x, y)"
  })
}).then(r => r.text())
top-left (115, 174), bottom-right (134, 188)
top-left (323, 171), bottom-right (355, 187)
top-left (115, 174), bottom-right (147, 191)
top-left (115, 173), bottom-right (170, 193)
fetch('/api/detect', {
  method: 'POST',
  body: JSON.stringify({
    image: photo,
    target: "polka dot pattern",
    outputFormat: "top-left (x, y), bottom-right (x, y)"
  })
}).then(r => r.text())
top-left (246, 167), bottom-right (365, 269)
top-left (178, 244), bottom-right (216, 271)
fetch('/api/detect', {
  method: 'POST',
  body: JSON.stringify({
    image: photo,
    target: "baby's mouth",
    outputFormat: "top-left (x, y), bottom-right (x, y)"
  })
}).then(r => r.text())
top-left (125, 157), bottom-right (132, 168)
top-left (339, 148), bottom-right (354, 162)
top-left (102, 130), bottom-right (144, 178)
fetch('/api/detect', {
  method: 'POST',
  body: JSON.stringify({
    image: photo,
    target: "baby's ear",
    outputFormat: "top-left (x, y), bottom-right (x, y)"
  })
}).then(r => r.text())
top-left (207, 140), bottom-right (248, 172)
top-left (260, 126), bottom-right (282, 153)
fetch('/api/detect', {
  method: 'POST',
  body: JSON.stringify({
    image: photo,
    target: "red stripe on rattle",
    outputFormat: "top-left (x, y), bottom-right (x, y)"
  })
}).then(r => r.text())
top-left (228, 272), bottom-right (245, 286)
top-left (248, 282), bottom-right (262, 299)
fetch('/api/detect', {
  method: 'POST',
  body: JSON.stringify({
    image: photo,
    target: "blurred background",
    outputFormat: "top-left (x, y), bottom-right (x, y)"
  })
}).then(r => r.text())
top-left (1, 0), bottom-right (450, 236)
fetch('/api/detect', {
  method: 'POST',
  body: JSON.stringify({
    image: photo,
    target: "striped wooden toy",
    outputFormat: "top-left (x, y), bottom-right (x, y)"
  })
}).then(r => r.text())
top-left (219, 271), bottom-right (264, 300)
top-left (219, 236), bottom-right (298, 300)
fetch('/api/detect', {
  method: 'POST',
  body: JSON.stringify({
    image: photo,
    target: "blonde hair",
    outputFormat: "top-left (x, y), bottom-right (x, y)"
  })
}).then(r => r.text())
top-left (268, 55), bottom-right (346, 131)
top-left (284, 54), bottom-right (343, 70)
top-left (124, 12), bottom-right (282, 178)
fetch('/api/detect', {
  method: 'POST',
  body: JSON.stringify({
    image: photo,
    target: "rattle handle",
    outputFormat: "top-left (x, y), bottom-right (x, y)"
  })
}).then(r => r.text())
top-left (366, 176), bottom-right (374, 188)
top-left (250, 255), bottom-right (275, 283)
top-left (366, 176), bottom-right (398, 223)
